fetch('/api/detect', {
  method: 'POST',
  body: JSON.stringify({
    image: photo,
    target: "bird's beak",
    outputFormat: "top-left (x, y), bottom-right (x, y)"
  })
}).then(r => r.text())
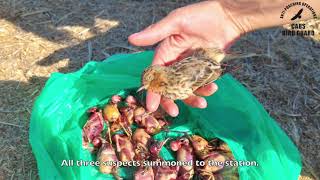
top-left (136, 85), bottom-right (146, 92)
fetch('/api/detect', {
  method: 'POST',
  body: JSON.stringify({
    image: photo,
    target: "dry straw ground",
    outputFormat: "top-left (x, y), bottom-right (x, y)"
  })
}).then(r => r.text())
top-left (0, 0), bottom-right (319, 179)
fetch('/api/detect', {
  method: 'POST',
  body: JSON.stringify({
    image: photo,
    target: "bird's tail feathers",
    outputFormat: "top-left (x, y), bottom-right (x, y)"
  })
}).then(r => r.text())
top-left (194, 48), bottom-right (260, 63)
top-left (223, 51), bottom-right (258, 63)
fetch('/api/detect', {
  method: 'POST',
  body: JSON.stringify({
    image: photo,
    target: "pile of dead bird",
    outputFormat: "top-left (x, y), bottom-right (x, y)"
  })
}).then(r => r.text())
top-left (82, 95), bottom-right (239, 180)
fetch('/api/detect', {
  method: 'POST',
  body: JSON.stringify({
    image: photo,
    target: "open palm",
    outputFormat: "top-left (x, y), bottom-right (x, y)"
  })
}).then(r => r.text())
top-left (129, 1), bottom-right (244, 116)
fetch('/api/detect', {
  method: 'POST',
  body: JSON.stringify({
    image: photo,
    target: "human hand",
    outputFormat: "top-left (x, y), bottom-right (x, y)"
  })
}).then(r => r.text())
top-left (129, 0), bottom-right (245, 116)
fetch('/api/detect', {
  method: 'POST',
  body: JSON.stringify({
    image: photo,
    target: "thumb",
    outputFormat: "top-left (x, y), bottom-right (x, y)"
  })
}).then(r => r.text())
top-left (128, 15), bottom-right (179, 46)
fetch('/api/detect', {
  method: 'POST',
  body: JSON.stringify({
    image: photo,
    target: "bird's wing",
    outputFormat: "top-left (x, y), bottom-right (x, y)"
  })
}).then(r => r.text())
top-left (203, 67), bottom-right (222, 86)
top-left (171, 58), bottom-right (221, 91)
top-left (190, 60), bottom-right (222, 91)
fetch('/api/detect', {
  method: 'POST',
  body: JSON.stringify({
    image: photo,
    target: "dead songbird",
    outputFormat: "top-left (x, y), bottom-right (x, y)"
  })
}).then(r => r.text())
top-left (137, 48), bottom-right (256, 100)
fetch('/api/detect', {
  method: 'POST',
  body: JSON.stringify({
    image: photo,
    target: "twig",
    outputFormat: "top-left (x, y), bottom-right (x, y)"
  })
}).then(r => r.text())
top-left (101, 50), bottom-right (110, 59)
top-left (264, 64), bottom-right (284, 68)
top-left (307, 87), bottom-right (320, 100)
top-left (290, 120), bottom-right (300, 145)
top-left (29, 170), bottom-right (32, 180)
top-left (293, 92), bottom-right (300, 111)
top-left (26, 108), bottom-right (31, 115)
top-left (78, 28), bottom-right (90, 35)
top-left (0, 108), bottom-right (25, 113)
top-left (20, 9), bottom-right (50, 18)
top-left (281, 112), bottom-right (302, 117)
top-left (301, 155), bottom-right (320, 180)
top-left (28, 89), bottom-right (39, 97)
top-left (10, 171), bottom-right (15, 180)
top-left (270, 29), bottom-right (280, 41)
top-left (314, 104), bottom-right (320, 110)
top-left (11, 47), bottom-right (23, 57)
top-left (55, 11), bottom-right (74, 25)
top-left (35, 20), bottom-right (52, 25)
top-left (10, 0), bottom-right (16, 17)
top-left (267, 35), bottom-right (274, 63)
top-left (151, 3), bottom-right (156, 24)
top-left (15, 80), bottom-right (21, 90)
top-left (0, 121), bottom-right (23, 128)
top-left (94, 10), bottom-right (105, 18)
top-left (22, 149), bottom-right (25, 178)
top-left (87, 41), bottom-right (92, 61)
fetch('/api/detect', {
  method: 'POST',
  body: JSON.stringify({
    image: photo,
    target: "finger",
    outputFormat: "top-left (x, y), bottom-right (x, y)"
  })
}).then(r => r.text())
top-left (160, 97), bottom-right (179, 117)
top-left (175, 48), bottom-right (195, 60)
top-left (194, 83), bottom-right (218, 96)
top-left (128, 15), bottom-right (179, 47)
top-left (146, 91), bottom-right (161, 112)
top-left (183, 96), bottom-right (207, 108)
top-left (152, 35), bottom-right (192, 66)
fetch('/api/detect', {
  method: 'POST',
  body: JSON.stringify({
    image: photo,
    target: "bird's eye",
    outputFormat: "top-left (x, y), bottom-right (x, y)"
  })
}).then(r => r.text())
top-left (160, 82), bottom-right (166, 86)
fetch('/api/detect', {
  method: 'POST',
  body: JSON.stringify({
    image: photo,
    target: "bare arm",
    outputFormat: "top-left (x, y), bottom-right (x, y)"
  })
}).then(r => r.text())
top-left (129, 0), bottom-right (320, 116)
top-left (221, 0), bottom-right (320, 33)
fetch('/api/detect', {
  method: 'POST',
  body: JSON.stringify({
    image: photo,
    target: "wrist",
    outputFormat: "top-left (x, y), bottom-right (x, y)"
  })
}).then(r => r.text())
top-left (206, 0), bottom-right (245, 49)
top-left (217, 0), bottom-right (258, 34)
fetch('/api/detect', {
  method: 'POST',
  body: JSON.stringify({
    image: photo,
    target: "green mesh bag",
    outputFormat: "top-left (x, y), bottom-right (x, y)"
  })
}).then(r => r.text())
top-left (29, 51), bottom-right (301, 180)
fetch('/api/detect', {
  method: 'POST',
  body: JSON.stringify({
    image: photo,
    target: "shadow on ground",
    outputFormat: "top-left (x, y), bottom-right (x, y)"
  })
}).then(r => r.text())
top-left (0, 0), bottom-right (195, 179)
top-left (0, 0), bottom-right (195, 71)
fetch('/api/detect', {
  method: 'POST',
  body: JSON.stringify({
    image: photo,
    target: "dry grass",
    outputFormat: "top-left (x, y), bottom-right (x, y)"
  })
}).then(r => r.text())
top-left (0, 0), bottom-right (319, 179)
top-left (230, 21), bottom-right (320, 179)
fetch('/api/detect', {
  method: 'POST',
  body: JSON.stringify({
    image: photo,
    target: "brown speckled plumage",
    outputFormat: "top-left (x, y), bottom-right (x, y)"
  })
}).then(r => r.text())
top-left (140, 48), bottom-right (234, 100)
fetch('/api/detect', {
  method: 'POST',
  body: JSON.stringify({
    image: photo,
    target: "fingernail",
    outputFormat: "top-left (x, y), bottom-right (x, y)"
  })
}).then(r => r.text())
top-left (199, 100), bottom-right (207, 108)
top-left (200, 100), bottom-right (208, 108)
top-left (148, 102), bottom-right (158, 112)
top-left (170, 109), bottom-right (179, 117)
top-left (130, 32), bottom-right (140, 38)
top-left (212, 83), bottom-right (218, 91)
